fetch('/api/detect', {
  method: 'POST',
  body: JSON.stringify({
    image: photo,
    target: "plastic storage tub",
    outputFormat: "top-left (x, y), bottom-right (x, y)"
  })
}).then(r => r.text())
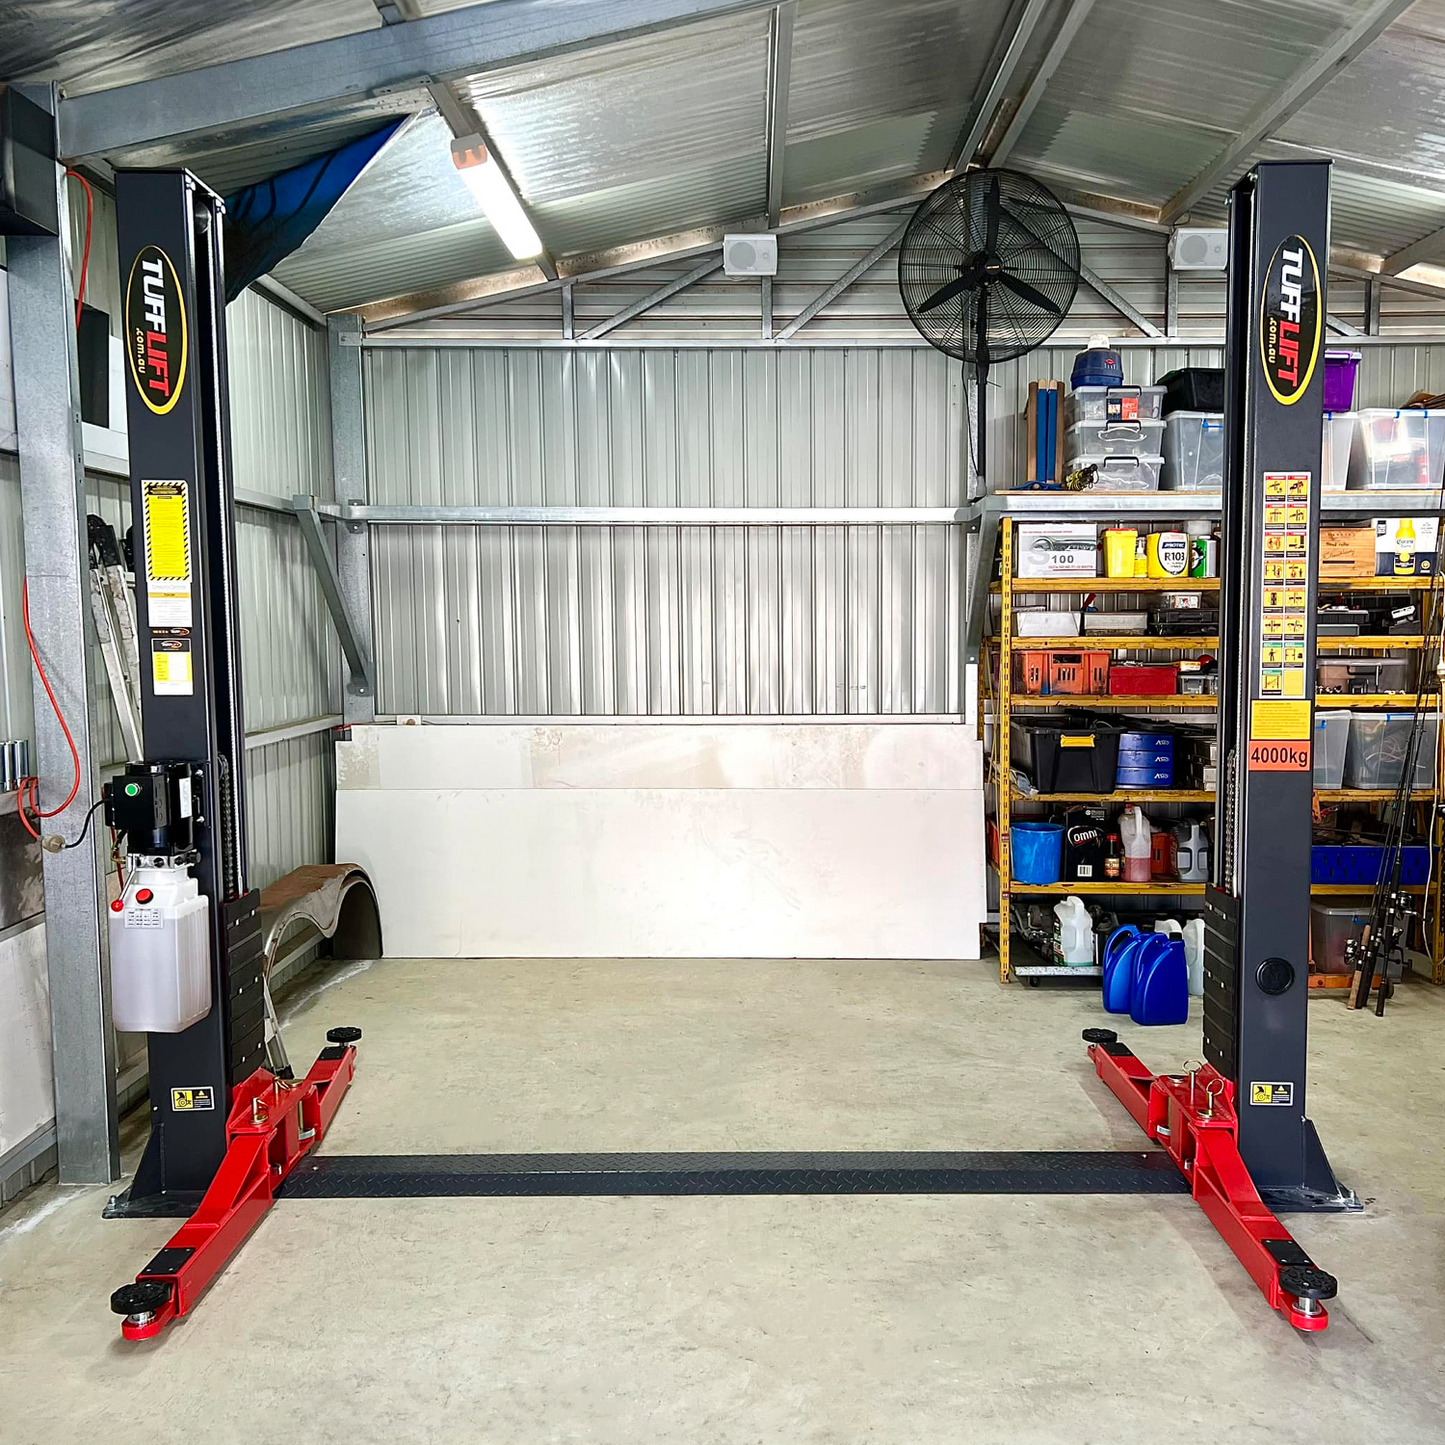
top-left (1067, 454), bottom-right (1164, 491)
top-left (1323, 351), bottom-right (1361, 412)
top-left (1066, 385), bottom-right (1166, 426)
top-left (1011, 718), bottom-right (1123, 792)
top-left (1158, 367), bottom-right (1224, 415)
top-left (1310, 903), bottom-right (1366, 974)
top-left (1311, 844), bottom-right (1431, 886)
top-left (1162, 411), bottom-right (1225, 491)
top-left (1066, 418), bottom-right (1166, 458)
top-left (1322, 413), bottom-right (1356, 492)
top-left (1011, 821), bottom-right (1063, 885)
top-left (1313, 711), bottom-right (1351, 789)
top-left (1351, 409), bottom-right (1445, 489)
top-left (1013, 609), bottom-right (1082, 637)
top-left (1345, 712), bottom-right (1439, 789)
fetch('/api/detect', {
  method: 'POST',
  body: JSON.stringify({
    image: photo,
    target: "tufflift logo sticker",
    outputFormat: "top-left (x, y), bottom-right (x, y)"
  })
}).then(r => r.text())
top-left (125, 245), bottom-right (188, 415)
top-left (1258, 235), bottom-right (1321, 405)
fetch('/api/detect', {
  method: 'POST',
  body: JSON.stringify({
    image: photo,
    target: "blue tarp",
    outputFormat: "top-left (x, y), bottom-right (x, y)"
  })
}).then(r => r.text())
top-left (223, 120), bottom-right (402, 299)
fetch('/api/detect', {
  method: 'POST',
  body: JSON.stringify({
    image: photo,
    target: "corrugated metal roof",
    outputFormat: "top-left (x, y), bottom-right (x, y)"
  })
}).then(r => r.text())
top-left (780, 0), bottom-right (1009, 204)
top-left (1007, 0), bottom-right (1362, 205)
top-left (14, 0), bottom-right (1445, 311)
top-left (6, 0), bottom-right (378, 95)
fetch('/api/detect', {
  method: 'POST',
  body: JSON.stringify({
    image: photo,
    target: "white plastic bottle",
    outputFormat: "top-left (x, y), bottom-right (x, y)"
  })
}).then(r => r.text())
top-left (1182, 918), bottom-right (1206, 996)
top-left (1119, 805), bottom-right (1153, 883)
top-left (108, 862), bottom-right (212, 1033)
top-left (1175, 821), bottom-right (1210, 882)
top-left (1053, 896), bottom-right (1095, 966)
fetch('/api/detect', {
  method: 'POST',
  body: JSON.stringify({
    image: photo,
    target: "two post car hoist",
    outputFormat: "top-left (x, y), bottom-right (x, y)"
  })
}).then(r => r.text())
top-left (104, 160), bottom-right (1354, 1342)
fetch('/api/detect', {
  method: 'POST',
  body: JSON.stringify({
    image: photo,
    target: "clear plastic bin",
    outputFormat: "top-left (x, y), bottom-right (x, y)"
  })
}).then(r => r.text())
top-left (1161, 411), bottom-right (1224, 491)
top-left (1066, 454), bottom-right (1164, 492)
top-left (1014, 609), bottom-right (1081, 637)
top-left (1310, 903), bottom-right (1366, 974)
top-left (1066, 385), bottom-right (1166, 426)
top-left (1313, 711), bottom-right (1350, 789)
top-left (1322, 413), bottom-right (1355, 492)
top-left (1350, 409), bottom-right (1445, 490)
top-left (1316, 657), bottom-right (1410, 695)
top-left (1345, 712), bottom-right (1440, 789)
top-left (1066, 418), bottom-right (1166, 459)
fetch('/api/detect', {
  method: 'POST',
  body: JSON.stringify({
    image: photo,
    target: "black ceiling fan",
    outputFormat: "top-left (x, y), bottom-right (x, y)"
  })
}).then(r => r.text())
top-left (898, 168), bottom-right (1081, 484)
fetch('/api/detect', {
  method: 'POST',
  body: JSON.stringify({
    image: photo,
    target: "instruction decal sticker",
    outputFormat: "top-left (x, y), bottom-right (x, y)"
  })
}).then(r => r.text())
top-left (1251, 470), bottom-right (1313, 770)
top-left (143, 479), bottom-right (193, 634)
top-left (1258, 235), bottom-right (1321, 405)
top-left (125, 244), bottom-right (188, 415)
top-left (1249, 1082), bottom-right (1294, 1107)
top-left (171, 1087), bottom-right (216, 1112)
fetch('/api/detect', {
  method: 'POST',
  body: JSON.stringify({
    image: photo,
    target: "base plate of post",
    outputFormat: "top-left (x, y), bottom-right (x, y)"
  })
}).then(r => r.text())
top-left (1082, 1028), bottom-right (1348, 1332)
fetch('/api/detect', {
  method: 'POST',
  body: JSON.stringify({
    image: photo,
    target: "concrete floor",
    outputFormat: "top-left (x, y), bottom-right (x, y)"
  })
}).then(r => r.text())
top-left (2, 956), bottom-right (1444, 1444)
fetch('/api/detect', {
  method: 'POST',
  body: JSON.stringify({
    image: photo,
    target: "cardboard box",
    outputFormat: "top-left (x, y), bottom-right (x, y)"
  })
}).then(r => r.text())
top-left (1319, 526), bottom-right (1377, 578)
top-left (1016, 522), bottom-right (1098, 578)
top-left (1375, 516), bottom-right (1439, 577)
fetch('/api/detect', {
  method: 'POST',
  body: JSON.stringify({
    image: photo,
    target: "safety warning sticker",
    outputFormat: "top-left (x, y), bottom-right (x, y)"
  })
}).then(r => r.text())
top-left (1249, 1082), bottom-right (1294, 1107)
top-left (143, 479), bottom-right (193, 630)
top-left (152, 636), bottom-right (193, 697)
top-left (1252, 469), bottom-right (1314, 763)
top-left (171, 1087), bottom-right (216, 1112)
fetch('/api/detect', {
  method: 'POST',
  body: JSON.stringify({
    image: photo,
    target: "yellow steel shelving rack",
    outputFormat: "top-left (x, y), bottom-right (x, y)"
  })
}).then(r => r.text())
top-left (980, 510), bottom-right (1445, 985)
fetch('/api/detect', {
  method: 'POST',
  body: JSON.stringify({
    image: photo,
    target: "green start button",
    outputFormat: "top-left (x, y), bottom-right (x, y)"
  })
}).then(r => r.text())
top-left (124, 783), bottom-right (140, 797)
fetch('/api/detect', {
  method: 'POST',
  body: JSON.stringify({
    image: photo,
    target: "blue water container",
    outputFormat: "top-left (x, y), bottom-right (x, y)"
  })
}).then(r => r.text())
top-left (1102, 927), bottom-right (1141, 1014)
top-left (1011, 821), bottom-right (1063, 884)
top-left (1071, 335), bottom-right (1124, 390)
top-left (1130, 936), bottom-right (1189, 1026)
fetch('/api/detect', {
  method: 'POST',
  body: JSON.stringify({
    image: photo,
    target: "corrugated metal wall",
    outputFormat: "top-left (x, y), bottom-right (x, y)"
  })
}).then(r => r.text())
top-left (364, 345), bottom-right (965, 715)
top-left (362, 214), bottom-right (1445, 722)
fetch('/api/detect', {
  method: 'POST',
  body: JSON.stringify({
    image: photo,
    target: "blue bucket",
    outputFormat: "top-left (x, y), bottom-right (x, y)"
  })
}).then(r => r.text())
top-left (1011, 822), bottom-right (1063, 885)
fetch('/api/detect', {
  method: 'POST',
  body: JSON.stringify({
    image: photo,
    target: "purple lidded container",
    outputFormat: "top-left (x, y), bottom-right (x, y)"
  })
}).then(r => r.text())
top-left (1323, 350), bottom-right (1360, 412)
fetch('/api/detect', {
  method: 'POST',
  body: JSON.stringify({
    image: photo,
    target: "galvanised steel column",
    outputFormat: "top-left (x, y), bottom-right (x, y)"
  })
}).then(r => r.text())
top-left (9, 84), bottom-right (120, 1184)
top-left (328, 314), bottom-right (375, 724)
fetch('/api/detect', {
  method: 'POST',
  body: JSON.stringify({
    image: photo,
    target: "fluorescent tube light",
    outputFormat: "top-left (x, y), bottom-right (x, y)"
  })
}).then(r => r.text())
top-left (450, 135), bottom-right (542, 260)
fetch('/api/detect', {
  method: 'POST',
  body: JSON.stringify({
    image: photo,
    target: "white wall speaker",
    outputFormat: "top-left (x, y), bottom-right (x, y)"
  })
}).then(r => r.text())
top-left (723, 233), bottom-right (778, 276)
top-left (1169, 227), bottom-right (1228, 272)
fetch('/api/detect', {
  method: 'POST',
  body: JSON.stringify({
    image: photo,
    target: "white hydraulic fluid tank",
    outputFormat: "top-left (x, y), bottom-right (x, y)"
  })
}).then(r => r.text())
top-left (108, 862), bottom-right (211, 1033)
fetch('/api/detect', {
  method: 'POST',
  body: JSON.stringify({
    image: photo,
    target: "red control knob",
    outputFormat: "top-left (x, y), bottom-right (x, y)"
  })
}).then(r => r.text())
top-left (110, 899), bottom-right (124, 913)
top-left (136, 888), bottom-right (154, 905)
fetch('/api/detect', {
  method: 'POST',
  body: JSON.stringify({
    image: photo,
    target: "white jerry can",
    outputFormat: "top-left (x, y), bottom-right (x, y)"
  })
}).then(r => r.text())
top-left (108, 863), bottom-right (212, 1033)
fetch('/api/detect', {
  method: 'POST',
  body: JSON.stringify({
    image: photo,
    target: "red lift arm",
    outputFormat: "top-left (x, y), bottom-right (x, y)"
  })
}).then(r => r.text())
top-left (1084, 1028), bottom-right (1337, 1331)
top-left (109, 1029), bottom-right (359, 1340)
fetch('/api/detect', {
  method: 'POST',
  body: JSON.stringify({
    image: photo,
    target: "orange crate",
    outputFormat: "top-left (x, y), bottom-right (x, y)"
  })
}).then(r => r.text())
top-left (1047, 650), bottom-right (1110, 696)
top-left (1015, 650), bottom-right (1109, 696)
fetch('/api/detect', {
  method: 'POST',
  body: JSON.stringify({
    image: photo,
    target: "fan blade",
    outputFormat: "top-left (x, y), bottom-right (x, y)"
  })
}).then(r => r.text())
top-left (985, 173), bottom-right (1000, 255)
top-left (918, 275), bottom-right (976, 314)
top-left (995, 271), bottom-right (1062, 315)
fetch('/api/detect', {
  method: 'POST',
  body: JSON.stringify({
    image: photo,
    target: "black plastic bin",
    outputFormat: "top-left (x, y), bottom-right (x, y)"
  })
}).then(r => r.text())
top-left (1012, 716), bottom-right (1124, 793)
top-left (1157, 367), bottom-right (1224, 416)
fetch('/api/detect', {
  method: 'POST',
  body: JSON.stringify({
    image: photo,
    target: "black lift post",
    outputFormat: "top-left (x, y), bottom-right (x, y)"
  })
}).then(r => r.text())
top-left (1207, 157), bottom-right (1354, 1211)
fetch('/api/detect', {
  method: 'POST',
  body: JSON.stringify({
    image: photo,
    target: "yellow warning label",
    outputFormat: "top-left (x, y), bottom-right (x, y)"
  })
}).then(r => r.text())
top-left (1282, 671), bottom-right (1306, 698)
top-left (145, 484), bottom-right (190, 581)
top-left (1262, 644), bottom-right (1283, 666)
top-left (1264, 559), bottom-right (1285, 581)
top-left (1265, 474), bottom-right (1287, 498)
top-left (1285, 560), bottom-right (1307, 581)
top-left (1250, 699), bottom-right (1312, 741)
top-left (171, 1086), bottom-right (215, 1111)
top-left (1250, 1081), bottom-right (1294, 1106)
top-left (1285, 588), bottom-right (1307, 609)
